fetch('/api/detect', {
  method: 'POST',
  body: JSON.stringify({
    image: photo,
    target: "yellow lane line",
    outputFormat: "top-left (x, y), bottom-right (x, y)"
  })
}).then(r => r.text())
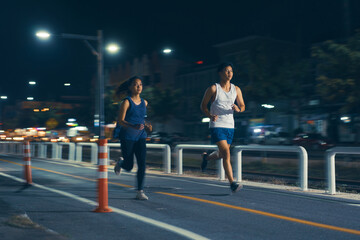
top-left (156, 192), bottom-right (360, 236)
top-left (0, 158), bottom-right (133, 188)
top-left (2, 158), bottom-right (359, 235)
top-left (0, 158), bottom-right (23, 166)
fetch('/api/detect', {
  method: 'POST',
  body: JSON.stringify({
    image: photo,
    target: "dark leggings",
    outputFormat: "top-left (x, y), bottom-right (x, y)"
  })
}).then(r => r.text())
top-left (120, 138), bottom-right (147, 190)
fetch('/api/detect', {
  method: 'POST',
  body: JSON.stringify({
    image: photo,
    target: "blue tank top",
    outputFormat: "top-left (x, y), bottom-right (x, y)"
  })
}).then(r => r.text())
top-left (120, 96), bottom-right (147, 140)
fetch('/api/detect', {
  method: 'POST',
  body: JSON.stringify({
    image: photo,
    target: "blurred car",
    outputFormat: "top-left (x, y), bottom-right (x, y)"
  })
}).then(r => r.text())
top-left (292, 133), bottom-right (335, 150)
top-left (146, 132), bottom-right (173, 145)
top-left (250, 134), bottom-right (265, 144)
top-left (263, 132), bottom-right (292, 145)
top-left (170, 132), bottom-right (189, 142)
top-left (71, 135), bottom-right (91, 142)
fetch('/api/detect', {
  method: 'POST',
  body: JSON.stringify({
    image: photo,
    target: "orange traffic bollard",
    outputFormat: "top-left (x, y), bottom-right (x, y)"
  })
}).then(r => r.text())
top-left (94, 139), bottom-right (112, 213)
top-left (23, 141), bottom-right (32, 184)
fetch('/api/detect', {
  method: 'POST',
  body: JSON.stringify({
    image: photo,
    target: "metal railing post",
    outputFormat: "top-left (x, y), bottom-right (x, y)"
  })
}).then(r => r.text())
top-left (325, 147), bottom-right (360, 195)
top-left (76, 143), bottom-right (98, 164)
top-left (327, 151), bottom-right (336, 195)
top-left (218, 158), bottom-right (225, 180)
top-left (175, 144), bottom-right (219, 176)
top-left (234, 149), bottom-right (243, 182)
top-left (233, 145), bottom-right (308, 191)
top-left (76, 144), bottom-right (82, 162)
top-left (176, 146), bottom-right (183, 175)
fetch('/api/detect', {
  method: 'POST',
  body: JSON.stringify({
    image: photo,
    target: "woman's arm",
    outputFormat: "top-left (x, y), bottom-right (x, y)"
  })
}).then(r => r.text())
top-left (200, 85), bottom-right (218, 122)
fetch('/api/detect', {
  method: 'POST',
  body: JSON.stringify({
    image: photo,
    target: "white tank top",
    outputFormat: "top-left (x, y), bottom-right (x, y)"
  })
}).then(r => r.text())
top-left (209, 83), bottom-right (237, 129)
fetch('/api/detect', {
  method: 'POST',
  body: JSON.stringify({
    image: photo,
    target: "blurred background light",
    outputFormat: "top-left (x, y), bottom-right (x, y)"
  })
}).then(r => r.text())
top-left (163, 48), bottom-right (172, 54)
top-left (36, 31), bottom-right (51, 39)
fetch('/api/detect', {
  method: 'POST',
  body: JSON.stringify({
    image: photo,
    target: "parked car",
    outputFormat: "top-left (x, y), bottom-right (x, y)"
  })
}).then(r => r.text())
top-left (169, 132), bottom-right (189, 142)
top-left (263, 132), bottom-right (292, 145)
top-left (292, 133), bottom-right (334, 150)
top-left (146, 132), bottom-right (173, 145)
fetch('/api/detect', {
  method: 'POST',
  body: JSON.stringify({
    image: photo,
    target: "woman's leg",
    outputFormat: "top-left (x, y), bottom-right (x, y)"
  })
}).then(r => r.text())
top-left (216, 140), bottom-right (234, 183)
top-left (120, 139), bottom-right (136, 171)
top-left (134, 138), bottom-right (147, 190)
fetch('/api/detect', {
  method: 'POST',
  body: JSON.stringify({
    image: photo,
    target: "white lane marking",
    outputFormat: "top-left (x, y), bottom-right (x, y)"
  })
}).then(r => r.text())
top-left (348, 204), bottom-right (360, 208)
top-left (0, 172), bottom-right (209, 240)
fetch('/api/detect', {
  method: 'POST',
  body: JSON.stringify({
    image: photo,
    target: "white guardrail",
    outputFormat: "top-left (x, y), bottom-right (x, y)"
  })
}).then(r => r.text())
top-left (175, 144), bottom-right (225, 180)
top-left (6, 141), bottom-right (360, 194)
top-left (76, 143), bottom-right (98, 164)
top-left (326, 147), bottom-right (360, 195)
top-left (233, 145), bottom-right (308, 191)
top-left (107, 143), bottom-right (171, 174)
top-left (0, 141), bottom-right (171, 174)
top-left (175, 144), bottom-right (308, 191)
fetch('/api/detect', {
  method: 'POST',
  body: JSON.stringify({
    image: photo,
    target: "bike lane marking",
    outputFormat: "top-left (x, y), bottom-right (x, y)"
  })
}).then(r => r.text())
top-left (1, 157), bottom-right (360, 236)
top-left (157, 191), bottom-right (360, 236)
top-left (0, 171), bottom-right (209, 240)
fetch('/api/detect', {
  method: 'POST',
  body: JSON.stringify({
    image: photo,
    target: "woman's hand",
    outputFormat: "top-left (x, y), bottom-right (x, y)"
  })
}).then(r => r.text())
top-left (133, 124), bottom-right (144, 130)
top-left (232, 104), bottom-right (241, 113)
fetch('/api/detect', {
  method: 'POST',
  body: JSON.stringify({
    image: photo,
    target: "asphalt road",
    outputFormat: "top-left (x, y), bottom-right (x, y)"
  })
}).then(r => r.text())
top-left (0, 154), bottom-right (360, 240)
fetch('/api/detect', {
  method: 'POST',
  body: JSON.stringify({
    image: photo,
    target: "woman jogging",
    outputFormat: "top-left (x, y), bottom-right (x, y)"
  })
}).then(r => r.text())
top-left (114, 76), bottom-right (149, 200)
top-left (200, 62), bottom-right (245, 193)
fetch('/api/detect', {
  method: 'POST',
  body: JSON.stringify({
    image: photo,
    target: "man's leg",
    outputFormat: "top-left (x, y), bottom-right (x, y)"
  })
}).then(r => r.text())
top-left (204, 151), bottom-right (220, 161)
top-left (216, 140), bottom-right (234, 183)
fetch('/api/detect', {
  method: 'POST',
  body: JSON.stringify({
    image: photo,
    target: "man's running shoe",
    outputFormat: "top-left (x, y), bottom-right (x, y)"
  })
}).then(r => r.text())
top-left (136, 190), bottom-right (149, 200)
top-left (114, 157), bottom-right (123, 175)
top-left (230, 182), bottom-right (243, 193)
top-left (201, 152), bottom-right (208, 172)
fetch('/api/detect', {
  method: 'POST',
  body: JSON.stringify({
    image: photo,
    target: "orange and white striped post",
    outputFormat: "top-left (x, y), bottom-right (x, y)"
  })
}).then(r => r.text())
top-left (94, 139), bottom-right (112, 213)
top-left (23, 141), bottom-right (32, 184)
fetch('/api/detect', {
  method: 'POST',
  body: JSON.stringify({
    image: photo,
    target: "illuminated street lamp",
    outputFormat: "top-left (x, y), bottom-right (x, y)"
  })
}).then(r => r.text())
top-left (163, 48), bottom-right (172, 54)
top-left (27, 97), bottom-right (34, 101)
top-left (106, 43), bottom-right (120, 54)
top-left (36, 31), bottom-right (50, 39)
top-left (29, 81), bottom-right (36, 85)
top-left (64, 83), bottom-right (71, 86)
top-left (35, 30), bottom-right (119, 139)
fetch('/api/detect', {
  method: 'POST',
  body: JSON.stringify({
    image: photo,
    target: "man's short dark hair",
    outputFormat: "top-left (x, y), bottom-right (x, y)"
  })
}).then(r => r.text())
top-left (217, 62), bottom-right (234, 72)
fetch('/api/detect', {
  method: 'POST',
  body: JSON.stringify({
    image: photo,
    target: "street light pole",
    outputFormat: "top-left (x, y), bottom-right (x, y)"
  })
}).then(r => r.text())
top-left (0, 96), bottom-right (8, 130)
top-left (97, 30), bottom-right (105, 139)
top-left (36, 30), bottom-right (107, 139)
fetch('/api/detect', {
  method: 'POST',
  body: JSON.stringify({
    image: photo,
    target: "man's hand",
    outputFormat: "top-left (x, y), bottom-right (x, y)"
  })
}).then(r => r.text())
top-left (210, 115), bottom-right (218, 122)
top-left (232, 104), bottom-right (241, 113)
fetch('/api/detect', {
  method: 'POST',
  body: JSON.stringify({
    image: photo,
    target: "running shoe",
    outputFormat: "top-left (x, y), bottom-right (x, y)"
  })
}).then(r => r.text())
top-left (114, 157), bottom-right (123, 175)
top-left (201, 152), bottom-right (208, 172)
top-left (230, 182), bottom-right (243, 193)
top-left (136, 190), bottom-right (149, 200)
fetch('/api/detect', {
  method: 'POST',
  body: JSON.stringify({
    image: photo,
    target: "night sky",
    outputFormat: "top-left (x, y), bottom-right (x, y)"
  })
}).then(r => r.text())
top-left (1, 0), bottom-right (360, 103)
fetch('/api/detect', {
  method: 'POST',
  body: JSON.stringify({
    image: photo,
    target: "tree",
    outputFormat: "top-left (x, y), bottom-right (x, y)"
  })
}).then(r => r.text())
top-left (105, 86), bottom-right (181, 124)
top-left (312, 30), bottom-right (360, 113)
top-left (141, 87), bottom-right (181, 123)
top-left (236, 43), bottom-right (308, 103)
